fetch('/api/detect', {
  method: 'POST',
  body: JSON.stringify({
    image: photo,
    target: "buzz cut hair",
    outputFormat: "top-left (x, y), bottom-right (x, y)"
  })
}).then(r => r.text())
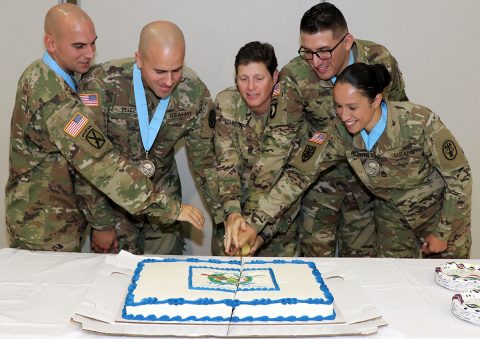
top-left (300, 2), bottom-right (348, 36)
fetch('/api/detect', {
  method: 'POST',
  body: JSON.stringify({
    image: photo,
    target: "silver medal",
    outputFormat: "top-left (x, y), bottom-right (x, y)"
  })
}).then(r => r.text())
top-left (364, 159), bottom-right (380, 177)
top-left (139, 159), bottom-right (155, 178)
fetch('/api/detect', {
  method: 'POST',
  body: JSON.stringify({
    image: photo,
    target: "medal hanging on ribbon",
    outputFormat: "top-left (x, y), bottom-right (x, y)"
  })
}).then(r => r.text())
top-left (139, 154), bottom-right (156, 178)
top-left (133, 64), bottom-right (170, 178)
top-left (364, 158), bottom-right (380, 177)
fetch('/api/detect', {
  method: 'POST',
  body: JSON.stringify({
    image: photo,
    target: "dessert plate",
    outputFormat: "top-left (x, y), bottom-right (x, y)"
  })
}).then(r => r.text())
top-left (435, 262), bottom-right (480, 291)
top-left (451, 289), bottom-right (480, 325)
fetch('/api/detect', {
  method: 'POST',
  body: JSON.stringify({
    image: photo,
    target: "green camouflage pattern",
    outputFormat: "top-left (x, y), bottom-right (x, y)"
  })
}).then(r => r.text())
top-left (346, 101), bottom-right (471, 258)
top-left (245, 100), bottom-right (471, 258)
top-left (79, 58), bottom-right (220, 254)
top-left (244, 39), bottom-right (408, 257)
top-left (6, 59), bottom-right (184, 251)
top-left (212, 86), bottom-right (300, 256)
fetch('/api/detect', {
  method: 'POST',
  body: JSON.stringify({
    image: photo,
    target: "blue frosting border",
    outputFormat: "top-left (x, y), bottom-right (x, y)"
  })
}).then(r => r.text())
top-left (122, 257), bottom-right (335, 323)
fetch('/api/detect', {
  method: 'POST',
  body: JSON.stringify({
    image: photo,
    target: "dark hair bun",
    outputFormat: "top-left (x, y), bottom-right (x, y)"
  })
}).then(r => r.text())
top-left (335, 63), bottom-right (391, 101)
top-left (370, 64), bottom-right (391, 90)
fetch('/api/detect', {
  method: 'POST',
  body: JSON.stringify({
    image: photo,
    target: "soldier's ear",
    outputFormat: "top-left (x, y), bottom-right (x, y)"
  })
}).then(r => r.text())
top-left (344, 33), bottom-right (354, 51)
top-left (134, 51), bottom-right (142, 69)
top-left (373, 93), bottom-right (383, 108)
top-left (273, 69), bottom-right (279, 84)
top-left (44, 34), bottom-right (55, 53)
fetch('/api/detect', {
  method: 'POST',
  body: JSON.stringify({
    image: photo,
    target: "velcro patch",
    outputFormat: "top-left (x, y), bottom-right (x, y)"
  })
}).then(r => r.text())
top-left (431, 126), bottom-right (467, 171)
top-left (64, 112), bottom-right (89, 137)
top-left (302, 144), bottom-right (316, 162)
top-left (79, 93), bottom-right (99, 106)
top-left (83, 127), bottom-right (106, 149)
top-left (272, 83), bottom-right (280, 97)
top-left (309, 132), bottom-right (327, 145)
top-left (208, 109), bottom-right (216, 128)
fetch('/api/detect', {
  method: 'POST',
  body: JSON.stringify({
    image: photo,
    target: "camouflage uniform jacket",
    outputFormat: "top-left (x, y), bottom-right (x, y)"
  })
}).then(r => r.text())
top-left (245, 39), bottom-right (407, 233)
top-left (214, 86), bottom-right (300, 233)
top-left (79, 58), bottom-right (221, 226)
top-left (246, 101), bottom-right (471, 243)
top-left (5, 59), bottom-right (178, 246)
top-left (214, 86), bottom-right (268, 216)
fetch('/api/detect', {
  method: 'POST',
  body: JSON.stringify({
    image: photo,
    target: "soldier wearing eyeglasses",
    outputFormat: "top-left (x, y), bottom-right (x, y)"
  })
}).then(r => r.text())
top-left (226, 2), bottom-right (408, 257)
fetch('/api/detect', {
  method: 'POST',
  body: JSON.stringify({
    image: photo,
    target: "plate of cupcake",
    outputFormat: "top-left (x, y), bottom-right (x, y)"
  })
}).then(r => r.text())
top-left (435, 262), bottom-right (480, 326)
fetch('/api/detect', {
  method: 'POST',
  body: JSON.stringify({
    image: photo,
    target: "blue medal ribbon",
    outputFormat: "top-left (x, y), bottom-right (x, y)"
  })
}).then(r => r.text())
top-left (42, 52), bottom-right (77, 92)
top-left (133, 64), bottom-right (170, 154)
top-left (360, 101), bottom-right (388, 151)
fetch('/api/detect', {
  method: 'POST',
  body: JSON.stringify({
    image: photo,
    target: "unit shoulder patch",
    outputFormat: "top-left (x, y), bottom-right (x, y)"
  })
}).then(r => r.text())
top-left (431, 127), bottom-right (467, 170)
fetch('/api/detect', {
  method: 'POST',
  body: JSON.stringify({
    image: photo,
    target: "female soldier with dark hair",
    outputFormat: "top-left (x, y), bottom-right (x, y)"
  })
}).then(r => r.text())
top-left (239, 62), bottom-right (471, 258)
top-left (213, 41), bottom-right (301, 256)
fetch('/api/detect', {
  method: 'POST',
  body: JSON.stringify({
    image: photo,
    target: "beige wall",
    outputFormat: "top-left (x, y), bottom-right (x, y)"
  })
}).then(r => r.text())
top-left (1, 0), bottom-right (478, 257)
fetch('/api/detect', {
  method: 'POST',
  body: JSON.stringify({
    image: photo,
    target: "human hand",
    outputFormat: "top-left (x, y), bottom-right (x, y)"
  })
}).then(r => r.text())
top-left (224, 212), bottom-right (248, 253)
top-left (249, 235), bottom-right (265, 256)
top-left (228, 224), bottom-right (257, 256)
top-left (177, 204), bottom-right (205, 230)
top-left (91, 229), bottom-right (119, 253)
top-left (421, 233), bottom-right (448, 255)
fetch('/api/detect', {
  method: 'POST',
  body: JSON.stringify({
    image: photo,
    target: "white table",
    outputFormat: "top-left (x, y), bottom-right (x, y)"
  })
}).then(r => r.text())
top-left (0, 248), bottom-right (478, 338)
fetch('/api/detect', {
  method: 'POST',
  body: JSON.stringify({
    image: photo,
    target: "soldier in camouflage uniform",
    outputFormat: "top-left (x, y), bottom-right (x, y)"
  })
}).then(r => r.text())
top-left (229, 2), bottom-right (408, 257)
top-left (5, 5), bottom-right (205, 252)
top-left (243, 63), bottom-right (471, 258)
top-left (213, 42), bottom-right (300, 257)
top-left (79, 21), bottom-right (221, 255)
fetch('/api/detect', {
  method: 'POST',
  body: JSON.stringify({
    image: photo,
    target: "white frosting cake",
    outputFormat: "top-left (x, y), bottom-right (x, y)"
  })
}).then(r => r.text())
top-left (122, 258), bottom-right (335, 323)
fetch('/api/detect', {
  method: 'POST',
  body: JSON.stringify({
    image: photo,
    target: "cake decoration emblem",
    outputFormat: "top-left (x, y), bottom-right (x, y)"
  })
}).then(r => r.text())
top-left (202, 272), bottom-right (254, 286)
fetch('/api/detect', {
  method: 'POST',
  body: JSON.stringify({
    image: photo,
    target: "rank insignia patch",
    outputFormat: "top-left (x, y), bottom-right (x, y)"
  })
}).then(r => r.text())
top-left (309, 132), bottom-right (327, 145)
top-left (64, 112), bottom-right (88, 137)
top-left (302, 145), bottom-right (316, 162)
top-left (79, 93), bottom-right (99, 106)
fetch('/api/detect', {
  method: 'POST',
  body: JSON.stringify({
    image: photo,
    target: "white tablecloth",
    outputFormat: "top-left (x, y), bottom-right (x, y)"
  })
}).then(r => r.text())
top-left (0, 248), bottom-right (478, 338)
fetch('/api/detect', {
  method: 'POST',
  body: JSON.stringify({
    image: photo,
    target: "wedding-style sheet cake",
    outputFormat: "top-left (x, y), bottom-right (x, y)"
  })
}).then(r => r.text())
top-left (122, 257), bottom-right (335, 323)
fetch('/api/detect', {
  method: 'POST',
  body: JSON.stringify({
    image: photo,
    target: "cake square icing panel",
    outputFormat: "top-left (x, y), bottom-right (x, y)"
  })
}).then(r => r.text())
top-left (232, 259), bottom-right (335, 322)
top-left (123, 258), bottom-right (239, 322)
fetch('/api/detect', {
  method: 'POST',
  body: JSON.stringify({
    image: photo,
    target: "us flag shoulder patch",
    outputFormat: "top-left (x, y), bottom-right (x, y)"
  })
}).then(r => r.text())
top-left (64, 112), bottom-right (89, 137)
top-left (79, 93), bottom-right (99, 106)
top-left (309, 131), bottom-right (327, 145)
top-left (272, 83), bottom-right (281, 97)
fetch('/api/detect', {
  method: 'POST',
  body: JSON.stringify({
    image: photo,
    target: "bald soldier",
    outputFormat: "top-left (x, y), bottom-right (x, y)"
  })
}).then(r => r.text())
top-left (79, 21), bottom-right (221, 254)
top-left (6, 5), bottom-right (204, 252)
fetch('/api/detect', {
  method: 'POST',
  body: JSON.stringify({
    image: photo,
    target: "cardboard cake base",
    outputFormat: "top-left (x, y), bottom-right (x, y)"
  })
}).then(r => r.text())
top-left (73, 251), bottom-right (386, 337)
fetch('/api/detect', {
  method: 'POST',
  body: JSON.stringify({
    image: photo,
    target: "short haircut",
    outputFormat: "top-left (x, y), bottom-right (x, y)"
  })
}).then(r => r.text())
top-left (300, 2), bottom-right (348, 36)
top-left (234, 41), bottom-right (278, 76)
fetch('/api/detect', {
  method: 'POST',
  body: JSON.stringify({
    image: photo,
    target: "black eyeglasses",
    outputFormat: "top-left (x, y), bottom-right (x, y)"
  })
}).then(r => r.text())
top-left (298, 33), bottom-right (348, 61)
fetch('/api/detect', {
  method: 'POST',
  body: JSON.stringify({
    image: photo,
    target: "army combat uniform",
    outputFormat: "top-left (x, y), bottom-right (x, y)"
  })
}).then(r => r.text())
top-left (245, 40), bottom-right (408, 257)
top-left (79, 58), bottom-right (221, 254)
top-left (6, 59), bottom-right (183, 252)
top-left (213, 86), bottom-right (300, 256)
top-left (245, 101), bottom-right (471, 258)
